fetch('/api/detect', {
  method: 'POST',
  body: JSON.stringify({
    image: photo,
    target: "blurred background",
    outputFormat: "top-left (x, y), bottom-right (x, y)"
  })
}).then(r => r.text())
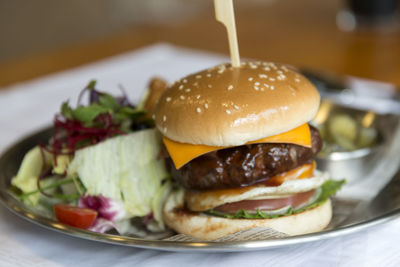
top-left (1, 0), bottom-right (400, 87)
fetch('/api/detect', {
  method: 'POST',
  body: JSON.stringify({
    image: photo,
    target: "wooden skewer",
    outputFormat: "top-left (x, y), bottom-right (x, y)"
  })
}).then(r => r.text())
top-left (214, 0), bottom-right (241, 67)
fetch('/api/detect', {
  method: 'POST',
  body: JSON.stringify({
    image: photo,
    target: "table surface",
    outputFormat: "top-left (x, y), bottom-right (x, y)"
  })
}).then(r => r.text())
top-left (1, 0), bottom-right (400, 88)
top-left (1, 1), bottom-right (400, 265)
top-left (0, 44), bottom-right (400, 266)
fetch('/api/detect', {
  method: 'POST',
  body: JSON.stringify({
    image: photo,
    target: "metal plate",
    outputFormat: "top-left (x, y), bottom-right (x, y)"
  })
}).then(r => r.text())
top-left (1, 126), bottom-right (400, 252)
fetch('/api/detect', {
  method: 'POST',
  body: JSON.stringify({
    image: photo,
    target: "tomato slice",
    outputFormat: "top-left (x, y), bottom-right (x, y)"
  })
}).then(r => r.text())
top-left (54, 204), bottom-right (97, 229)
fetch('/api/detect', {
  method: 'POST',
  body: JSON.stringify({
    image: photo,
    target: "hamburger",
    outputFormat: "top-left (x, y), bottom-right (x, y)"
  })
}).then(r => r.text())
top-left (154, 62), bottom-right (344, 240)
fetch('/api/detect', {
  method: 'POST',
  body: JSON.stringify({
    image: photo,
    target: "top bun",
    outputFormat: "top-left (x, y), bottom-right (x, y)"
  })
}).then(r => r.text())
top-left (155, 62), bottom-right (320, 146)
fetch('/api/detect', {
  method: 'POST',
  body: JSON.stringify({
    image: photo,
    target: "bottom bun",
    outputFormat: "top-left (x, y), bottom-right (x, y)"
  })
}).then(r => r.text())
top-left (163, 190), bottom-right (332, 241)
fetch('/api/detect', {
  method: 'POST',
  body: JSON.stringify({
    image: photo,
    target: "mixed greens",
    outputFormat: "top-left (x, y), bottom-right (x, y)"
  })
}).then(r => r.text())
top-left (11, 81), bottom-right (170, 233)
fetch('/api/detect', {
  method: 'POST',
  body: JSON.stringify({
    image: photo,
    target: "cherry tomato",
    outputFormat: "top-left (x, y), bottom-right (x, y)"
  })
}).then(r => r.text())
top-left (54, 204), bottom-right (97, 229)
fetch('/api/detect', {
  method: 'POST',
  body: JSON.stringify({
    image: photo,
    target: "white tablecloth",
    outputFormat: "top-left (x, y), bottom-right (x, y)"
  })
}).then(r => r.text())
top-left (1, 44), bottom-right (399, 267)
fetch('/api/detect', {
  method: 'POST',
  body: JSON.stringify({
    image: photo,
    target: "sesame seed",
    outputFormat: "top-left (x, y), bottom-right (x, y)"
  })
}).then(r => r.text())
top-left (234, 105), bottom-right (239, 110)
top-left (152, 114), bottom-right (156, 120)
top-left (166, 97), bottom-right (172, 102)
top-left (272, 65), bottom-right (278, 70)
top-left (259, 74), bottom-right (268, 79)
top-left (183, 79), bottom-right (187, 83)
top-left (163, 115), bottom-right (167, 122)
top-left (277, 70), bottom-right (283, 74)
top-left (254, 86), bottom-right (260, 91)
top-left (269, 78), bottom-right (275, 82)
top-left (226, 109), bottom-right (231, 114)
top-left (270, 85), bottom-right (275, 90)
top-left (204, 103), bottom-right (209, 109)
top-left (263, 67), bottom-right (271, 71)
top-left (206, 73), bottom-right (212, 77)
top-left (255, 82), bottom-right (260, 86)
top-left (264, 83), bottom-right (269, 88)
top-left (193, 82), bottom-right (199, 86)
top-left (180, 95), bottom-right (185, 100)
top-left (248, 77), bottom-right (254, 81)
top-left (218, 69), bottom-right (225, 74)
top-left (250, 64), bottom-right (257, 69)
top-left (261, 88), bottom-right (265, 91)
top-left (185, 88), bottom-right (191, 92)
top-left (208, 84), bottom-right (212, 88)
top-left (196, 95), bottom-right (201, 99)
top-left (179, 85), bottom-right (184, 90)
top-left (196, 75), bottom-right (202, 79)
top-left (196, 107), bottom-right (202, 113)
top-left (295, 78), bottom-right (301, 82)
top-left (228, 85), bottom-right (233, 90)
top-left (281, 66), bottom-right (289, 72)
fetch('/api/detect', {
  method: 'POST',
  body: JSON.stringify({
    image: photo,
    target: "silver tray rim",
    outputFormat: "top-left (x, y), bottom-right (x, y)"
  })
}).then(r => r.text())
top-left (1, 127), bottom-right (399, 253)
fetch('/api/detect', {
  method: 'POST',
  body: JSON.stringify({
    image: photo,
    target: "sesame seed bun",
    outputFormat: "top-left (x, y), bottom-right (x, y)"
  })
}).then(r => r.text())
top-left (155, 62), bottom-right (320, 146)
top-left (163, 189), bottom-right (332, 241)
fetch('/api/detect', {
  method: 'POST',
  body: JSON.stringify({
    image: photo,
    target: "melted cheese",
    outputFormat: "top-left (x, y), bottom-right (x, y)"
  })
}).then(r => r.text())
top-left (163, 124), bottom-right (311, 169)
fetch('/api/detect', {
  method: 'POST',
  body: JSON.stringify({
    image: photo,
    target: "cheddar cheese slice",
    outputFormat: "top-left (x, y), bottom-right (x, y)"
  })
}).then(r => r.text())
top-left (163, 124), bottom-right (311, 169)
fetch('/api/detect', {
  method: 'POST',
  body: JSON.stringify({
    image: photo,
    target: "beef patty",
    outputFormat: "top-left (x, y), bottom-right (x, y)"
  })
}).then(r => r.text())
top-left (169, 125), bottom-right (322, 190)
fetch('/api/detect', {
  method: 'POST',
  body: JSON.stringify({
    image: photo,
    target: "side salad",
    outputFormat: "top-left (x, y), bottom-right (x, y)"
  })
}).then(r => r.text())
top-left (11, 80), bottom-right (171, 234)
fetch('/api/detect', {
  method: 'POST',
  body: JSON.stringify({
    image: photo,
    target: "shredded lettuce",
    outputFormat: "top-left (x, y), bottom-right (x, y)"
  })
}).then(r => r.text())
top-left (207, 179), bottom-right (345, 219)
top-left (67, 128), bottom-right (170, 225)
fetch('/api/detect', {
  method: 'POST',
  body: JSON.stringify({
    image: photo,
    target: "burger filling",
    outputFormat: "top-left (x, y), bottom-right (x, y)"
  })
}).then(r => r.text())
top-left (206, 179), bottom-right (344, 219)
top-left (166, 125), bottom-right (344, 219)
top-left (169, 125), bottom-right (322, 190)
top-left (213, 189), bottom-right (319, 214)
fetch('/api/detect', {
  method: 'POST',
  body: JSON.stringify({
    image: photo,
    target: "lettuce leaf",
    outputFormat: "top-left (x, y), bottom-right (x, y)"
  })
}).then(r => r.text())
top-left (148, 180), bottom-right (172, 231)
top-left (67, 129), bottom-right (170, 224)
top-left (207, 179), bottom-right (345, 219)
top-left (11, 146), bottom-right (53, 205)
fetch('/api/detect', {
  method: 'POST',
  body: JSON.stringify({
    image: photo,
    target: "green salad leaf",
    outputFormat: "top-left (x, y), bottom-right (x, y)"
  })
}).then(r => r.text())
top-left (59, 81), bottom-right (149, 129)
top-left (293, 179), bottom-right (345, 215)
top-left (207, 179), bottom-right (345, 219)
top-left (71, 104), bottom-right (111, 123)
top-left (11, 146), bottom-right (52, 205)
top-left (61, 101), bottom-right (74, 120)
top-left (99, 94), bottom-right (119, 110)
